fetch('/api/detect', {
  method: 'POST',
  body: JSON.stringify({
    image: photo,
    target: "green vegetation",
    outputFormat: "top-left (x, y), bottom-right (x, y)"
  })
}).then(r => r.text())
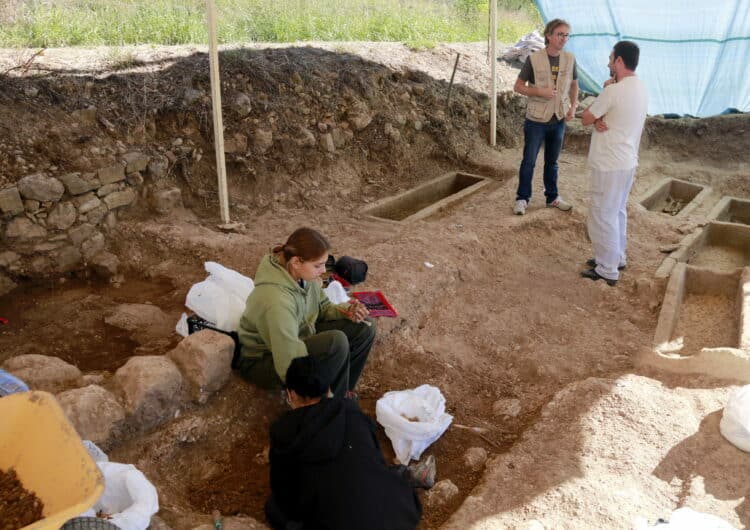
top-left (0, 0), bottom-right (540, 48)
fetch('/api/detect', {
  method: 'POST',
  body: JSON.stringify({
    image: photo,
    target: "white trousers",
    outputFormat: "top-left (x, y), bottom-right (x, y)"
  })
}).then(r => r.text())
top-left (587, 167), bottom-right (636, 280)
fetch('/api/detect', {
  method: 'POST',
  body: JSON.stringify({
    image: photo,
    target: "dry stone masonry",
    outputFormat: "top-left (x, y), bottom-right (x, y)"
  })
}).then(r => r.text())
top-left (0, 151), bottom-right (180, 295)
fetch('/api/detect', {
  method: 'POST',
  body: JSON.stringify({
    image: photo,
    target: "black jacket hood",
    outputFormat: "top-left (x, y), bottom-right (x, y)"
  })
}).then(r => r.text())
top-left (270, 397), bottom-right (348, 463)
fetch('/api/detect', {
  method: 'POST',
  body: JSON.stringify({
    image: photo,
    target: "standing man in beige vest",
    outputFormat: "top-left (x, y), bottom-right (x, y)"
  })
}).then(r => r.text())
top-left (512, 19), bottom-right (579, 215)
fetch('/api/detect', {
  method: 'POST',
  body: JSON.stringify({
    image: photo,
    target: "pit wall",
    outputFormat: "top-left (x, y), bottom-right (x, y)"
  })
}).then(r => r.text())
top-left (643, 263), bottom-right (750, 381)
top-left (0, 151), bottom-right (181, 295)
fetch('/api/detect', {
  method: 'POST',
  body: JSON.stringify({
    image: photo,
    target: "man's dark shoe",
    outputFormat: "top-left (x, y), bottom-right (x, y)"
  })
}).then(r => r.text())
top-left (586, 258), bottom-right (626, 271)
top-left (580, 267), bottom-right (617, 286)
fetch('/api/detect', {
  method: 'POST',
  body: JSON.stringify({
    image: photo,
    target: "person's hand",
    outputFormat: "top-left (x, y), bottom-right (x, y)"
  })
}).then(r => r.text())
top-left (565, 106), bottom-right (576, 122)
top-left (346, 299), bottom-right (370, 323)
top-left (603, 77), bottom-right (616, 88)
top-left (594, 118), bottom-right (609, 132)
top-left (537, 87), bottom-right (557, 99)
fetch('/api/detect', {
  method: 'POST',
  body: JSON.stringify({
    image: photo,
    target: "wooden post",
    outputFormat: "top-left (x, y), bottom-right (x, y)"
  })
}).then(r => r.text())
top-left (489, 0), bottom-right (497, 146)
top-left (206, 0), bottom-right (230, 224)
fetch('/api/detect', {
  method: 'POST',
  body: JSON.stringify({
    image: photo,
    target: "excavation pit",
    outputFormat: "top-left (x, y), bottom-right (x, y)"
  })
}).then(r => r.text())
top-left (642, 263), bottom-right (750, 382)
top-left (707, 196), bottom-right (750, 225)
top-left (361, 171), bottom-right (491, 222)
top-left (639, 178), bottom-right (711, 217)
top-left (678, 222), bottom-right (750, 271)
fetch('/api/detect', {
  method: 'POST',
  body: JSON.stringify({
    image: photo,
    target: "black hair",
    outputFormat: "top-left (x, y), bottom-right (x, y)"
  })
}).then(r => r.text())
top-left (613, 41), bottom-right (640, 71)
top-left (284, 356), bottom-right (330, 398)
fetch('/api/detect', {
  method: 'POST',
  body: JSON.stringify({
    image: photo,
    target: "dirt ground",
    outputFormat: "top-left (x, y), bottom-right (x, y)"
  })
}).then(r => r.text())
top-left (1, 42), bottom-right (750, 529)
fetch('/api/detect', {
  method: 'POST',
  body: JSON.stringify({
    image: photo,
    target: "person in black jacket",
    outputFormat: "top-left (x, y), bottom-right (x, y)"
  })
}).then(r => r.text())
top-left (265, 355), bottom-right (422, 530)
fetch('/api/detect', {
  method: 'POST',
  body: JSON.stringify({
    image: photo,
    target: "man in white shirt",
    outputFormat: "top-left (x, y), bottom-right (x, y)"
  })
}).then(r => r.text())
top-left (580, 41), bottom-right (649, 286)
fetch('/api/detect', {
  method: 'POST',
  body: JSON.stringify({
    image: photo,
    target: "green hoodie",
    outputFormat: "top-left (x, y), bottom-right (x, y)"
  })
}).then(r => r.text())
top-left (238, 254), bottom-right (348, 381)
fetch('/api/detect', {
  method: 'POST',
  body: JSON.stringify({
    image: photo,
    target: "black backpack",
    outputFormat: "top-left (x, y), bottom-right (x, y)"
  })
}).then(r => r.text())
top-left (333, 256), bottom-right (368, 285)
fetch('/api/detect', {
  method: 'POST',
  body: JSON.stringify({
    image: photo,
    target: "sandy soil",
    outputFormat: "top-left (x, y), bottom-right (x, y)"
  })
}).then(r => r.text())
top-left (1, 42), bottom-right (750, 529)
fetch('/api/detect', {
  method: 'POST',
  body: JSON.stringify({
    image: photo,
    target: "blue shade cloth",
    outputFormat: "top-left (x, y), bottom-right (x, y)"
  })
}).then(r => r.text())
top-left (533, 1), bottom-right (750, 117)
top-left (0, 368), bottom-right (29, 397)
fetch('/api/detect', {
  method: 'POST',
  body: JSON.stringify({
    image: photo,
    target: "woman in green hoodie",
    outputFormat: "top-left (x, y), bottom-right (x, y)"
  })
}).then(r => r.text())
top-left (237, 227), bottom-right (375, 397)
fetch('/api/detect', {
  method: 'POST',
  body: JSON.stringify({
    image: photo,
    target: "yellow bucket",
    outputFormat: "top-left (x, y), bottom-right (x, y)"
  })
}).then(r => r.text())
top-left (0, 391), bottom-right (104, 530)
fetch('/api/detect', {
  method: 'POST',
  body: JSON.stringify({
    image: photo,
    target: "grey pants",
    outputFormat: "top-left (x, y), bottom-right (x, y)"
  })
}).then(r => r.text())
top-left (238, 318), bottom-right (376, 397)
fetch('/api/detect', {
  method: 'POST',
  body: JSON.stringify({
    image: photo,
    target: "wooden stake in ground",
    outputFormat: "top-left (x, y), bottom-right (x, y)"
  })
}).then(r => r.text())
top-left (206, 0), bottom-right (231, 224)
top-left (489, 0), bottom-right (497, 146)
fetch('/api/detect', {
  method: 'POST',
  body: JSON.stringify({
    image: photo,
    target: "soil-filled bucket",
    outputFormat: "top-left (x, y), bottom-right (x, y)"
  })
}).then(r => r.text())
top-left (0, 391), bottom-right (104, 529)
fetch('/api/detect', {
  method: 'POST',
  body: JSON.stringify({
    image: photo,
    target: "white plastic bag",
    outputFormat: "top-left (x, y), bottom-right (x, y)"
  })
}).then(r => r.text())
top-left (184, 262), bottom-right (254, 331)
top-left (375, 385), bottom-right (453, 465)
top-left (80, 462), bottom-right (159, 530)
top-left (323, 280), bottom-right (349, 304)
top-left (502, 30), bottom-right (545, 63)
top-left (720, 384), bottom-right (750, 452)
top-left (634, 507), bottom-right (737, 529)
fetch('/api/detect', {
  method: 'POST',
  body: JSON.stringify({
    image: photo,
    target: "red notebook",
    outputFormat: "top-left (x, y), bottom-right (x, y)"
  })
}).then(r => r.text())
top-left (351, 291), bottom-right (398, 318)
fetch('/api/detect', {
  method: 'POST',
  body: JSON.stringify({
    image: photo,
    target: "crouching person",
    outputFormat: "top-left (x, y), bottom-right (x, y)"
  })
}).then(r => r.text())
top-left (265, 356), bottom-right (422, 530)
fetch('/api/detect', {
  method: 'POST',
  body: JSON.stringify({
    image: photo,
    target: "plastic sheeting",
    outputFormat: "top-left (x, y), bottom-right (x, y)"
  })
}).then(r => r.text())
top-left (533, 1), bottom-right (750, 117)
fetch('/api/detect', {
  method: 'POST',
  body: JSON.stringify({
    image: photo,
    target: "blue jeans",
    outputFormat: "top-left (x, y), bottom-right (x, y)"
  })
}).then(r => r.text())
top-left (516, 118), bottom-right (566, 203)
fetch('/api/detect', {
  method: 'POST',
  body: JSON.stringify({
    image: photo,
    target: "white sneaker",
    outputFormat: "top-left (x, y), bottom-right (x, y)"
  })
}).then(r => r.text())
top-left (513, 199), bottom-right (528, 215)
top-left (546, 197), bottom-right (572, 211)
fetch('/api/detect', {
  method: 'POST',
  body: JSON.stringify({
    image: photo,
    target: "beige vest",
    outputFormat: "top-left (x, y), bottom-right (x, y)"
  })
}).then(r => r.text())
top-left (525, 49), bottom-right (575, 122)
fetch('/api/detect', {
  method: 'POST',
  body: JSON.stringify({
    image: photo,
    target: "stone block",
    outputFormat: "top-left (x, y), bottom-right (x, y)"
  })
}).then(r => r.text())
top-left (59, 172), bottom-right (99, 195)
top-left (167, 330), bottom-right (234, 403)
top-left (51, 245), bottom-right (82, 273)
top-left (57, 384), bottom-right (125, 445)
top-left (81, 231), bottom-right (105, 261)
top-left (96, 183), bottom-right (121, 197)
top-left (69, 223), bottom-right (95, 246)
top-left (17, 173), bottom-right (64, 201)
top-left (85, 204), bottom-right (109, 225)
top-left (90, 251), bottom-right (119, 279)
top-left (2, 354), bottom-right (82, 393)
top-left (103, 188), bottom-right (135, 210)
top-left (74, 192), bottom-right (103, 214)
top-left (0, 187), bottom-right (23, 216)
top-left (114, 356), bottom-right (183, 430)
top-left (98, 164), bottom-right (126, 185)
top-left (122, 152), bottom-right (150, 174)
top-left (46, 201), bottom-right (77, 230)
top-left (4, 217), bottom-right (46, 241)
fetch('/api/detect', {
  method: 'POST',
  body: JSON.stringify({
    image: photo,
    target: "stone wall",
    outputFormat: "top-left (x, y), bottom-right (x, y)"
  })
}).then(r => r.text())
top-left (0, 151), bottom-right (153, 295)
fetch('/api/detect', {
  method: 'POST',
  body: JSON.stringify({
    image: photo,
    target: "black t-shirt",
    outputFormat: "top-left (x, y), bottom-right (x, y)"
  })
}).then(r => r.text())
top-left (518, 53), bottom-right (578, 85)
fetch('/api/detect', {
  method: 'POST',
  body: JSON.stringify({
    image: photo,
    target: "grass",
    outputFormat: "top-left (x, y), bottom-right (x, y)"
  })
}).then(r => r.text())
top-left (0, 0), bottom-right (540, 48)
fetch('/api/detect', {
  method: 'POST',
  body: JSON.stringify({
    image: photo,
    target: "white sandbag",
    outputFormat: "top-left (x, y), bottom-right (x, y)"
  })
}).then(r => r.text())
top-left (184, 262), bottom-right (254, 331)
top-left (634, 507), bottom-right (737, 529)
top-left (376, 384), bottom-right (453, 465)
top-left (323, 280), bottom-right (349, 304)
top-left (502, 30), bottom-right (544, 63)
top-left (204, 261), bottom-right (254, 302)
top-left (79, 461), bottom-right (159, 530)
top-left (720, 384), bottom-right (750, 452)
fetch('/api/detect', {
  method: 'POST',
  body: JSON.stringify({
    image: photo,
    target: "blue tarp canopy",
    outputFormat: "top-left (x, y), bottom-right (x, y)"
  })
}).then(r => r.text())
top-left (533, 1), bottom-right (750, 117)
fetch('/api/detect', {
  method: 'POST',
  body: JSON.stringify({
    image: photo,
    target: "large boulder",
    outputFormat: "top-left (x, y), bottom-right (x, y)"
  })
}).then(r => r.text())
top-left (17, 173), bottom-right (64, 201)
top-left (167, 330), bottom-right (234, 403)
top-left (4, 217), bottom-right (46, 241)
top-left (59, 172), bottom-right (99, 195)
top-left (2, 354), bottom-right (82, 393)
top-left (113, 356), bottom-right (183, 430)
top-left (56, 384), bottom-right (125, 446)
top-left (46, 201), bottom-right (77, 230)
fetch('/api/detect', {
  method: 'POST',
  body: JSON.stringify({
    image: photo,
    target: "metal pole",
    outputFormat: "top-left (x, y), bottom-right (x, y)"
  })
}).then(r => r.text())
top-left (489, 0), bottom-right (497, 146)
top-left (206, 0), bottom-right (230, 224)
